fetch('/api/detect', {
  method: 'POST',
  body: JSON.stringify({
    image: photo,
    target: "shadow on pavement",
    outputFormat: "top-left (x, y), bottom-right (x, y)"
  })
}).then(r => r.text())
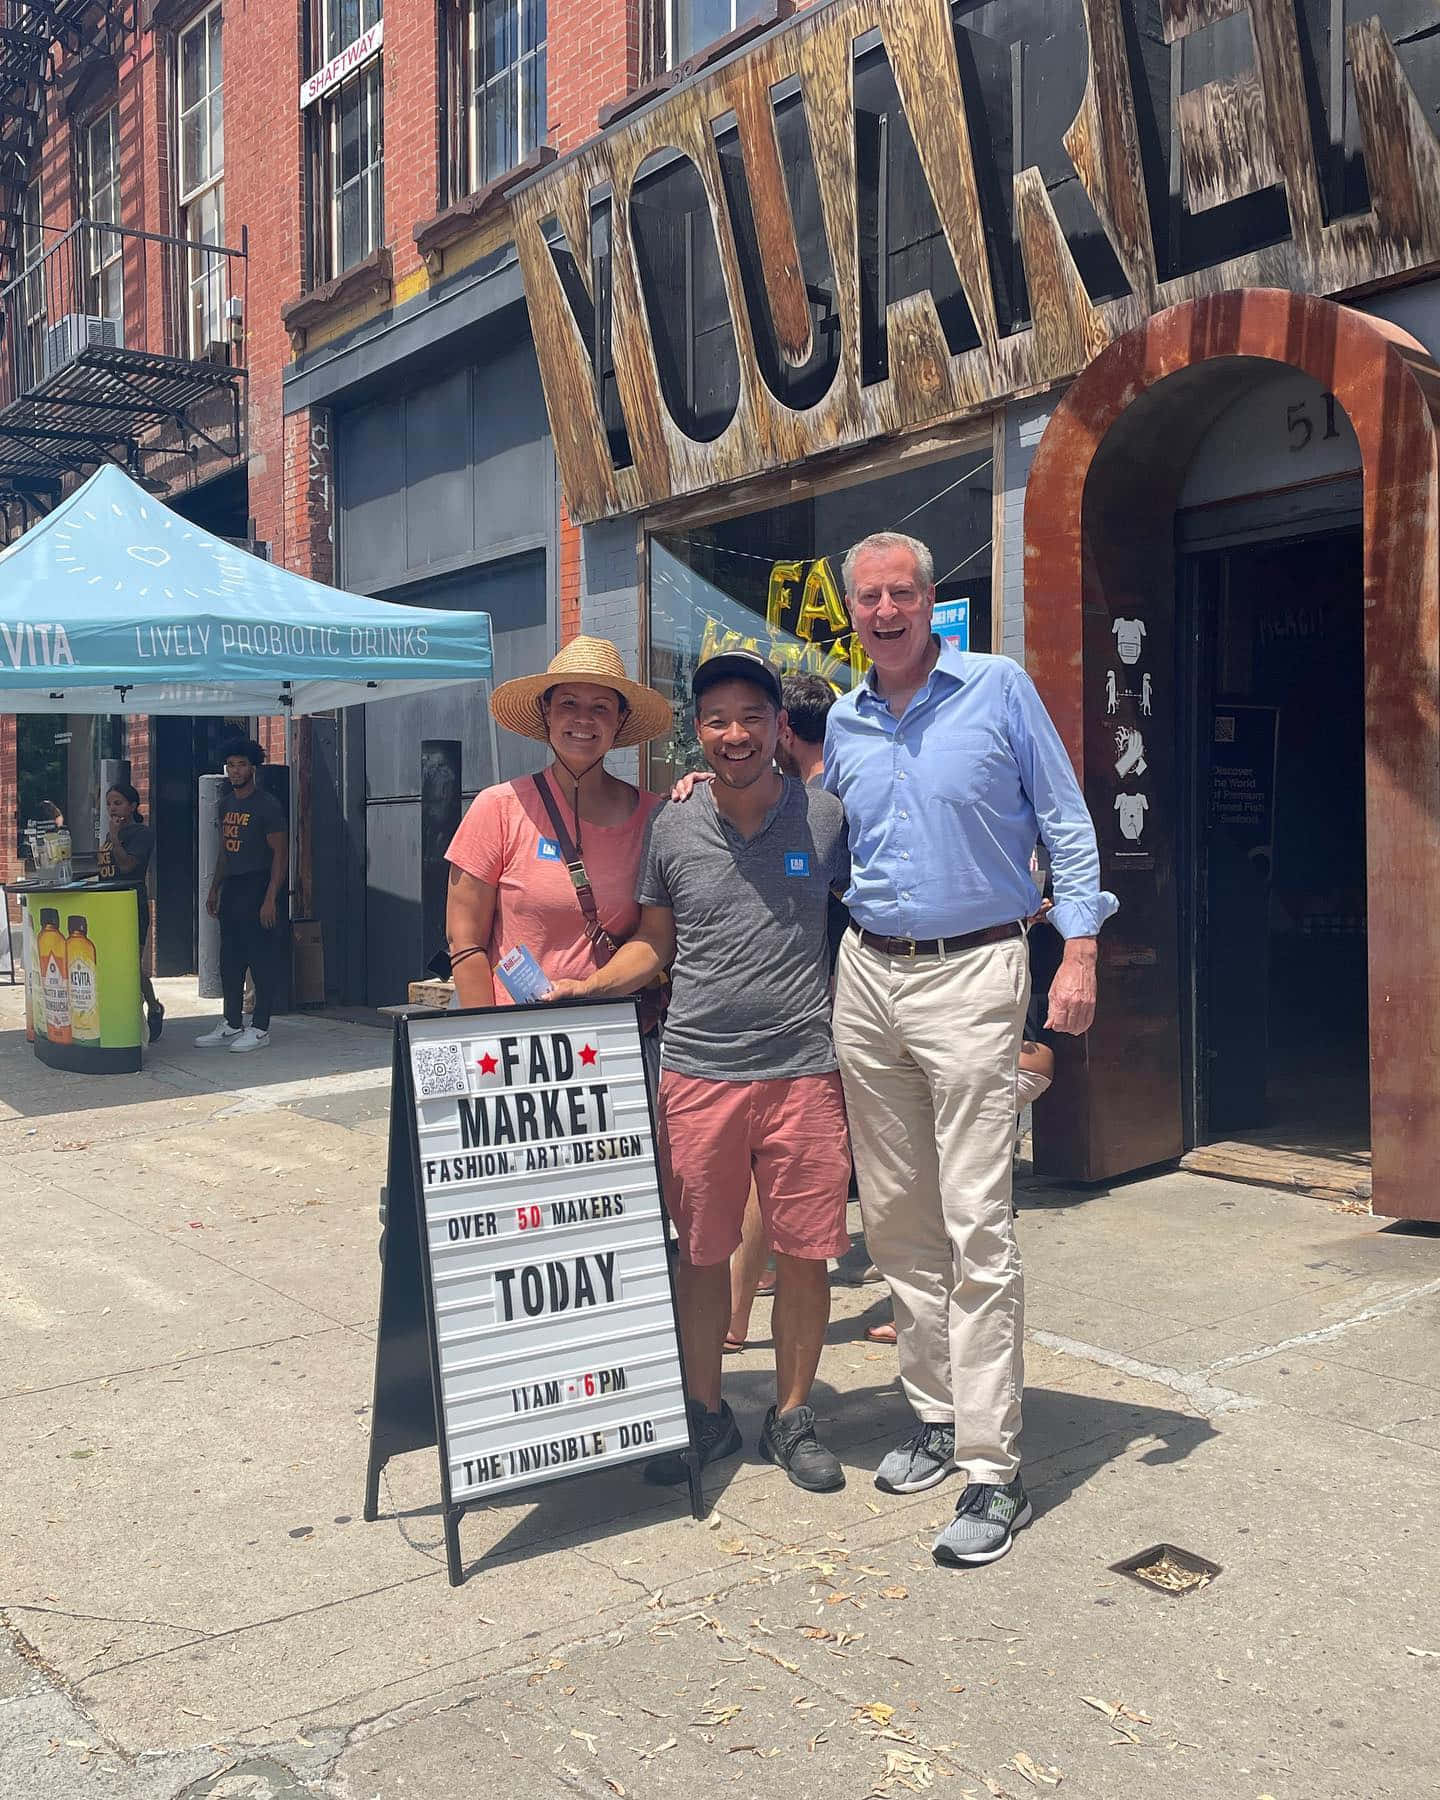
top-left (386, 1376), bottom-right (1218, 1580)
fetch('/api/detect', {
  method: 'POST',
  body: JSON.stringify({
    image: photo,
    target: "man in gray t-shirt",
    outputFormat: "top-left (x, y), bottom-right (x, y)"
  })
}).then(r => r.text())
top-left (547, 650), bottom-right (852, 1496)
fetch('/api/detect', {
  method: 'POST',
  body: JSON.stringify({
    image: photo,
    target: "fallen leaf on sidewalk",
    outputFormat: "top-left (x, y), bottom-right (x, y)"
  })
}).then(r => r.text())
top-left (880, 1586), bottom-right (909, 1600)
top-left (880, 1748), bottom-right (936, 1789)
top-left (570, 1730), bottom-right (598, 1756)
top-left (603, 1781), bottom-right (625, 1796)
top-left (692, 1705), bottom-right (742, 1727)
top-left (636, 1735), bottom-right (677, 1761)
top-left (855, 1702), bottom-right (896, 1727)
top-left (1009, 1750), bottom-right (1061, 1785)
top-left (1406, 1647), bottom-right (1440, 1658)
top-left (748, 1645), bottom-right (799, 1673)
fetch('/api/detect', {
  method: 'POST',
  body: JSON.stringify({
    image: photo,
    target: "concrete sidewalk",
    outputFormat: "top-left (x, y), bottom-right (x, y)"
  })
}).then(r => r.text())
top-left (2, 980), bottom-right (1437, 1799)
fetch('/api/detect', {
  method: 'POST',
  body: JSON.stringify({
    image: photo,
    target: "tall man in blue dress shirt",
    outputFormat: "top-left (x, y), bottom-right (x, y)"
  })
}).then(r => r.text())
top-left (825, 531), bottom-right (1113, 1567)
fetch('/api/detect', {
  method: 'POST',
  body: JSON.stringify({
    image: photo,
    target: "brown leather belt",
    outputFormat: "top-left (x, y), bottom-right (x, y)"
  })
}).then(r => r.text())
top-left (851, 920), bottom-right (1023, 959)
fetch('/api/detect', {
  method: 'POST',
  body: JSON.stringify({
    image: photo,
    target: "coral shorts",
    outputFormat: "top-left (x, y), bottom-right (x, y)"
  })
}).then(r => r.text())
top-left (657, 1069), bottom-right (852, 1268)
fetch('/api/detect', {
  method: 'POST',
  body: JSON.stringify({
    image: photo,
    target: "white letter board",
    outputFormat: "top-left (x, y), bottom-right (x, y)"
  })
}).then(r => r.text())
top-left (404, 1002), bottom-right (691, 1506)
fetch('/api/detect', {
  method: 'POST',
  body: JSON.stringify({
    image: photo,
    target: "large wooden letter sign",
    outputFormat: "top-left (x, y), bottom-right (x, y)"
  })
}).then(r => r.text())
top-left (512, 0), bottom-right (1440, 523)
top-left (364, 1002), bottom-right (701, 1585)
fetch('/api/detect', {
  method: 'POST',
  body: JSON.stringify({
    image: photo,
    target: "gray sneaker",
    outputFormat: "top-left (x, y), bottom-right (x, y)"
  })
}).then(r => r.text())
top-left (932, 1479), bottom-right (1032, 1566)
top-left (874, 1422), bottom-right (956, 1494)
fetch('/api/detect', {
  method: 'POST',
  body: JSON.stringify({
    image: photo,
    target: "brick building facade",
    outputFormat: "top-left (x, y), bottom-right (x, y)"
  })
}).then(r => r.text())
top-left (2, 0), bottom-right (797, 982)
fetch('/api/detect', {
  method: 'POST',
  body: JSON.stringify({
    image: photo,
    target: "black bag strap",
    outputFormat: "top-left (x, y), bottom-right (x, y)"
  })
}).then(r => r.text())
top-left (532, 770), bottom-right (619, 963)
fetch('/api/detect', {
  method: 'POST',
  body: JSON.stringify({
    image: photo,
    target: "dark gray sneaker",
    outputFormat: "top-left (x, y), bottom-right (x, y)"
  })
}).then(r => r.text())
top-left (758, 1404), bottom-right (845, 1491)
top-left (644, 1399), bottom-right (741, 1486)
top-left (874, 1422), bottom-right (957, 1493)
top-left (932, 1479), bottom-right (1032, 1566)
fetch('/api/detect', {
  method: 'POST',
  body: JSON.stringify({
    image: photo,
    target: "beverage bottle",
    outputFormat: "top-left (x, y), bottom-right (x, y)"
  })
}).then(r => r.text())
top-left (23, 898), bottom-right (41, 1041)
top-left (37, 907), bottom-right (72, 1045)
top-left (66, 915), bottom-right (101, 1045)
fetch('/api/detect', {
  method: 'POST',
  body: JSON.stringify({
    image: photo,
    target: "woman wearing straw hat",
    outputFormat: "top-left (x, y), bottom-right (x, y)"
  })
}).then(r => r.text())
top-left (444, 636), bottom-right (674, 1012)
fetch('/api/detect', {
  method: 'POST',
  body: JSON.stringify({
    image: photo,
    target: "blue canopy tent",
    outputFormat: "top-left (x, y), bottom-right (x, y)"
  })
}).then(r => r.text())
top-left (0, 464), bottom-right (493, 713)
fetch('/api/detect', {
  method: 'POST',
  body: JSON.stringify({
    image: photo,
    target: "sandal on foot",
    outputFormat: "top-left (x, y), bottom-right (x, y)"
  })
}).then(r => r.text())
top-left (723, 1334), bottom-right (748, 1353)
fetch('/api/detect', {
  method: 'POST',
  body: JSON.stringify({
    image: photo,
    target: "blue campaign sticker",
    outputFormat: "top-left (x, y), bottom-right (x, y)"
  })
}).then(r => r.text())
top-left (784, 851), bottom-right (811, 878)
top-left (537, 837), bottom-right (562, 862)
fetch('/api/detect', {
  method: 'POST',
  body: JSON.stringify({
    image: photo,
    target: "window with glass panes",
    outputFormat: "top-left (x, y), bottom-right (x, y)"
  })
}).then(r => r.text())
top-left (178, 2), bottom-right (224, 353)
top-left (84, 107), bottom-right (124, 333)
top-left (309, 0), bottom-right (384, 281)
top-left (18, 177), bottom-right (45, 389)
top-left (452, 0), bottom-right (546, 197)
top-left (668, 0), bottom-right (765, 63)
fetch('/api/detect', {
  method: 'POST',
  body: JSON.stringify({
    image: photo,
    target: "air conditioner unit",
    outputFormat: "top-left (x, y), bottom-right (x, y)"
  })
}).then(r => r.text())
top-left (42, 313), bottom-right (120, 377)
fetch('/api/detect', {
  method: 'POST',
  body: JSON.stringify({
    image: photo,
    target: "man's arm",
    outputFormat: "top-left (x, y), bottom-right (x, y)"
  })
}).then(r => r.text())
top-left (260, 830), bottom-right (287, 929)
top-left (545, 907), bottom-right (677, 1003)
top-left (1005, 670), bottom-right (1116, 1036)
top-left (206, 841), bottom-right (226, 917)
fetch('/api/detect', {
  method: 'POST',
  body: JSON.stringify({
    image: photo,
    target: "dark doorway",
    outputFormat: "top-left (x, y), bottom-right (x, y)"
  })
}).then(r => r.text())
top-left (357, 552), bottom-right (549, 1009)
top-left (1182, 528), bottom-right (1369, 1152)
top-left (152, 715), bottom-right (252, 976)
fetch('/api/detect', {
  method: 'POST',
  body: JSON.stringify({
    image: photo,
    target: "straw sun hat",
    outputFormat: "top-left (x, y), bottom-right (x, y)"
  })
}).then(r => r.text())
top-left (489, 636), bottom-right (673, 749)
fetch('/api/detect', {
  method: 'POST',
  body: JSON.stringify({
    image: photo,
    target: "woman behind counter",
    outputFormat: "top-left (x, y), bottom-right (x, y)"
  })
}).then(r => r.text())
top-left (99, 782), bottom-right (163, 1041)
top-left (444, 637), bottom-right (672, 1014)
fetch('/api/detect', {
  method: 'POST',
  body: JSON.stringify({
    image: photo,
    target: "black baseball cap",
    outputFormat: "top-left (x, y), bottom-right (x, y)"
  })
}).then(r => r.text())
top-left (692, 648), bottom-right (784, 709)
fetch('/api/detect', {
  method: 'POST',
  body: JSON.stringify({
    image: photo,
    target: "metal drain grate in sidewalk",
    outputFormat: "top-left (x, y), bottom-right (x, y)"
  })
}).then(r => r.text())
top-left (1110, 1543), bottom-right (1221, 1595)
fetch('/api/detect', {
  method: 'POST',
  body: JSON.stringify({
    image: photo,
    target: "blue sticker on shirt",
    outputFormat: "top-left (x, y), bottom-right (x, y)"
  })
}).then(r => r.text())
top-left (537, 837), bottom-right (561, 862)
top-left (784, 852), bottom-right (811, 878)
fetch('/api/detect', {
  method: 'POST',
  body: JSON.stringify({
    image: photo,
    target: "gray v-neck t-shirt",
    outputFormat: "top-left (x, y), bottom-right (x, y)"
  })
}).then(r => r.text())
top-left (637, 776), bottom-right (849, 1082)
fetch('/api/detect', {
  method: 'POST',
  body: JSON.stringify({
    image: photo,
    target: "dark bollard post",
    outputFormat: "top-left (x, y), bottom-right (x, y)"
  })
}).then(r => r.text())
top-left (421, 741), bottom-right (462, 972)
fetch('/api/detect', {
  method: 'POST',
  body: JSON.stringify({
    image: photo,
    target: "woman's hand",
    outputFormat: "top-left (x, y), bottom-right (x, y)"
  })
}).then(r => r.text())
top-left (543, 978), bottom-right (592, 1004)
top-left (669, 770), bottom-right (715, 804)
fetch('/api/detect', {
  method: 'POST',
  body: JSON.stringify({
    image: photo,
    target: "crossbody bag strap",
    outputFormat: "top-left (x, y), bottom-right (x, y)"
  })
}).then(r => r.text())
top-left (532, 770), bottom-right (619, 963)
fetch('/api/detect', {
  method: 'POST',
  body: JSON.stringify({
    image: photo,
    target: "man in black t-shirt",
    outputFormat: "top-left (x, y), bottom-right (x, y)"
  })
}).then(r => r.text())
top-left (195, 738), bottom-right (288, 1053)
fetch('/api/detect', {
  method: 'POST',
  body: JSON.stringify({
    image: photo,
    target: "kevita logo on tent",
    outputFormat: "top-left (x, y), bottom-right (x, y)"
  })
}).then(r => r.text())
top-left (0, 624), bottom-right (75, 669)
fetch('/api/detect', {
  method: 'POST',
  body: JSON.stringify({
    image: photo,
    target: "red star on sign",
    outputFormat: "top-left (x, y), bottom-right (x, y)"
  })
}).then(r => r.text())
top-left (579, 1043), bottom-right (598, 1067)
top-left (478, 1052), bottom-right (498, 1074)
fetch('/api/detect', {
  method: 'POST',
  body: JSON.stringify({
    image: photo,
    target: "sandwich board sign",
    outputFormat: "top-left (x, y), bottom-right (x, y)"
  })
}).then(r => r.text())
top-left (363, 999), bottom-right (702, 1584)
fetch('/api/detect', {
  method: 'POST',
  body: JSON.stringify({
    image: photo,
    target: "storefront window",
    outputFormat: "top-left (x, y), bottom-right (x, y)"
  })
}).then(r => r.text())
top-left (647, 445), bottom-right (993, 781)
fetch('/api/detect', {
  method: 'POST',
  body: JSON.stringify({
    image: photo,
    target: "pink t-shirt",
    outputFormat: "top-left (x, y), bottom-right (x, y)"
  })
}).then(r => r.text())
top-left (445, 776), bottom-right (662, 999)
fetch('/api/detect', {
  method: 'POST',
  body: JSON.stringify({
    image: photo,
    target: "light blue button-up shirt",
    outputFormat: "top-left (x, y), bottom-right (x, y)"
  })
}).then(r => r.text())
top-left (823, 643), bottom-right (1115, 941)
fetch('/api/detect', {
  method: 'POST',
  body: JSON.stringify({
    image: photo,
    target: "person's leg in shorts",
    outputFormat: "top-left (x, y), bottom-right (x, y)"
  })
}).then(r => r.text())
top-left (643, 1072), bottom-right (752, 1484)
top-left (751, 1071), bottom-right (852, 1490)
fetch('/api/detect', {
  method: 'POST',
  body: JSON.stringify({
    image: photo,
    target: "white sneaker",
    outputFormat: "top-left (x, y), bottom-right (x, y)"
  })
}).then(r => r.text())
top-left (195, 1022), bottom-right (242, 1047)
top-left (228, 1027), bottom-right (271, 1053)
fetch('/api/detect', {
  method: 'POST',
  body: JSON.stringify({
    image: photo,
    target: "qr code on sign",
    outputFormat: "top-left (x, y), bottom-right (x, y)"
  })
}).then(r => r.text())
top-left (411, 1041), bottom-right (468, 1099)
top-left (1214, 715), bottom-right (1236, 743)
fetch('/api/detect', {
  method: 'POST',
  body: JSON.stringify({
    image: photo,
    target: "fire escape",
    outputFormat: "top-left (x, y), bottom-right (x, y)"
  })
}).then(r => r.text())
top-left (0, 0), bottom-right (246, 536)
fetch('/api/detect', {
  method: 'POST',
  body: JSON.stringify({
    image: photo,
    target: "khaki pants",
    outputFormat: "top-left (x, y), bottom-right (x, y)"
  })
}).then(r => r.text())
top-left (833, 929), bottom-right (1029, 1484)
